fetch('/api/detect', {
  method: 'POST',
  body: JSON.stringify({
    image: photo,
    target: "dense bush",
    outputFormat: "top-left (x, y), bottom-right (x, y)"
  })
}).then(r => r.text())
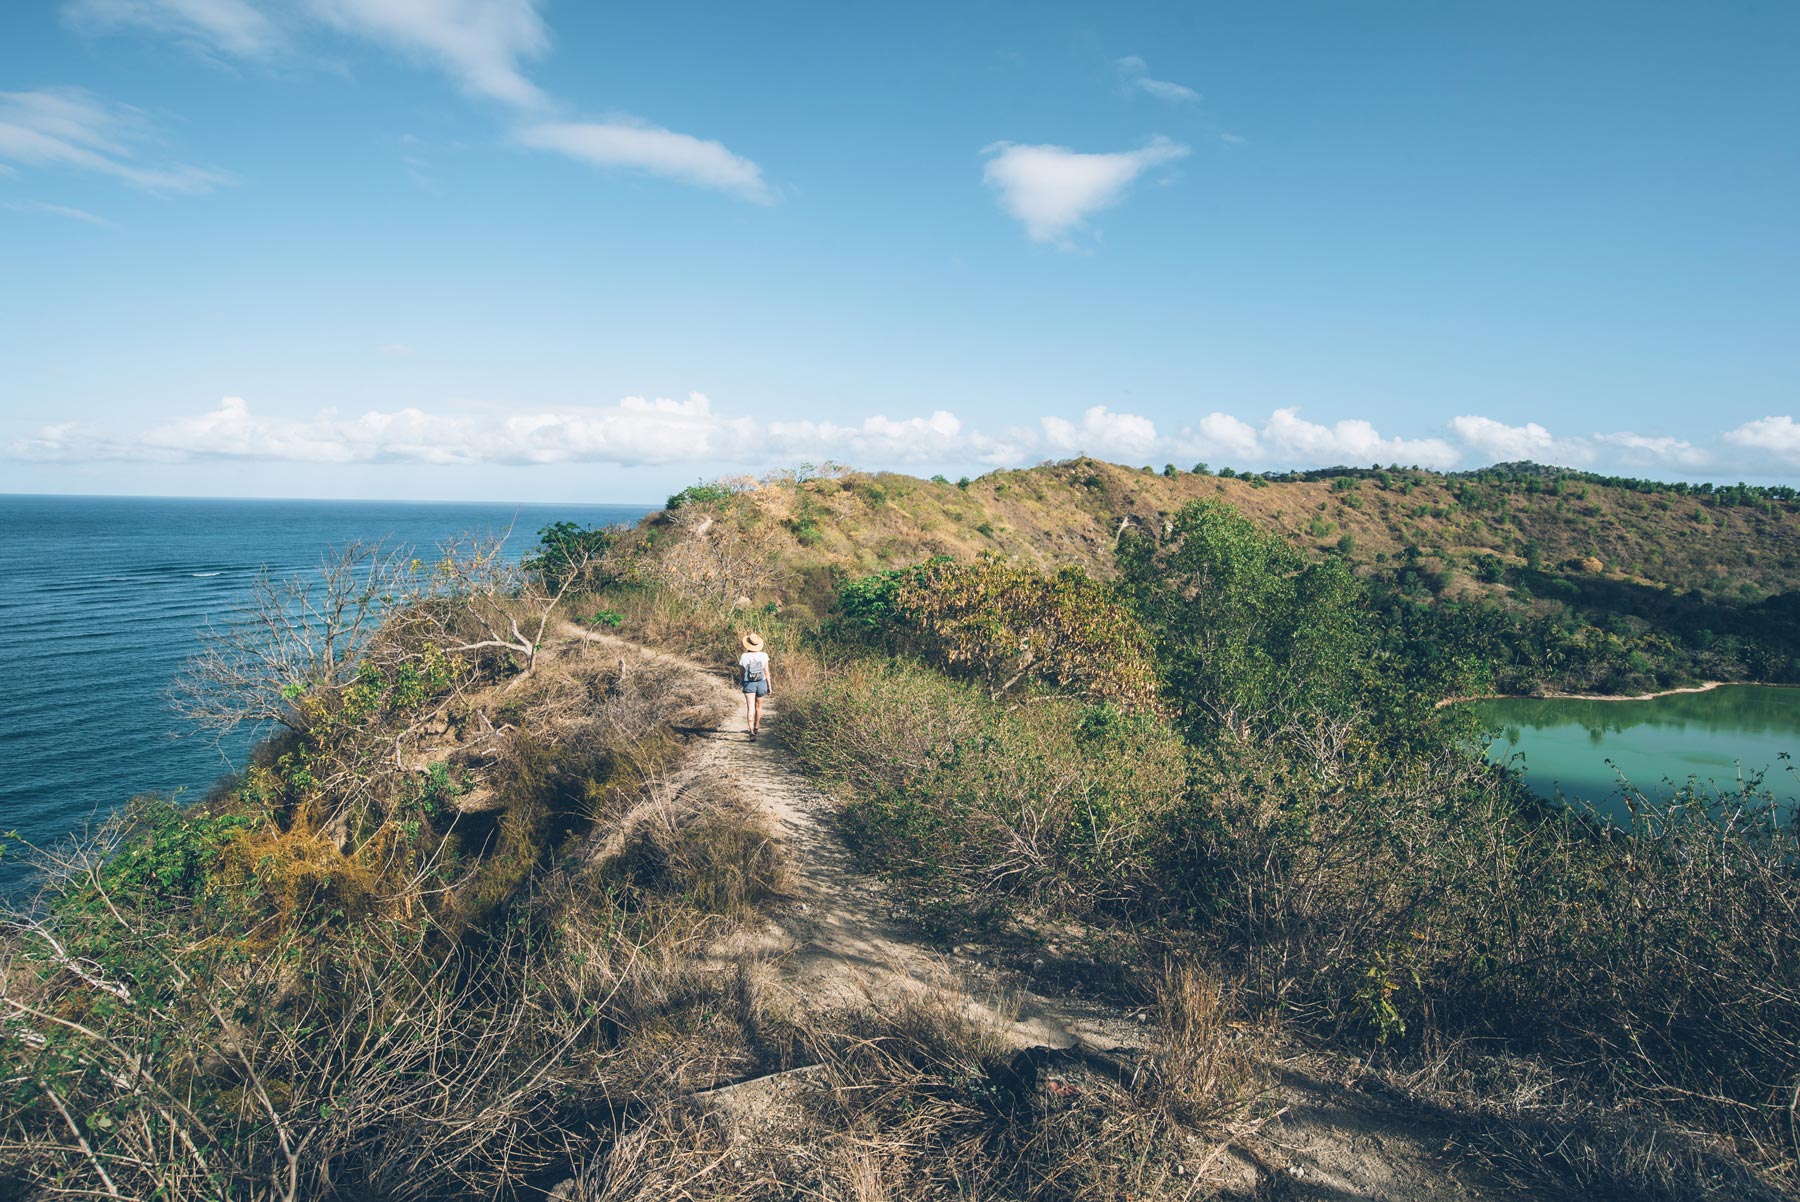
top-left (523, 519), bottom-right (621, 591)
top-left (782, 511), bottom-right (1800, 1197)
top-left (835, 556), bottom-right (1159, 708)
top-left (782, 658), bottom-right (1185, 921)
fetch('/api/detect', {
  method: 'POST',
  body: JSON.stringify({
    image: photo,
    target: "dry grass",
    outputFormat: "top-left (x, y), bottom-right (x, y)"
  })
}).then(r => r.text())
top-left (616, 459), bottom-right (1800, 604)
top-left (563, 967), bottom-right (1271, 1202)
top-left (0, 604), bottom-right (788, 1201)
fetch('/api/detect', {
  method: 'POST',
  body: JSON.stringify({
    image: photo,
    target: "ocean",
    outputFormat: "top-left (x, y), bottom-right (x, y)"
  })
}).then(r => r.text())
top-left (0, 494), bottom-right (653, 895)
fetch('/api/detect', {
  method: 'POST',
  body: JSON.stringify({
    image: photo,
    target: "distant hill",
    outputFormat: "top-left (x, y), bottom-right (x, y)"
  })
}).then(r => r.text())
top-left (641, 458), bottom-right (1800, 694)
top-left (664, 457), bottom-right (1800, 602)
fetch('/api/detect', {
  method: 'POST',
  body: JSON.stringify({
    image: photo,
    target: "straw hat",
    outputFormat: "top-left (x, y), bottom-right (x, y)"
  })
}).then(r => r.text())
top-left (742, 632), bottom-right (765, 652)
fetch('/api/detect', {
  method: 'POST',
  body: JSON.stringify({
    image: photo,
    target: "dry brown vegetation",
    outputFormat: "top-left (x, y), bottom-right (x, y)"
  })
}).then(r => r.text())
top-left (2, 541), bottom-right (1272, 1202)
top-left (630, 459), bottom-right (1800, 609)
top-left (12, 460), bottom-right (1800, 1201)
top-left (558, 965), bottom-right (1269, 1202)
top-left (0, 564), bottom-right (792, 1199)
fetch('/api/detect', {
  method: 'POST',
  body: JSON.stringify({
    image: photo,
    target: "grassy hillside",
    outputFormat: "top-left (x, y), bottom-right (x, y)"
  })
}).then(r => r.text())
top-left (645, 458), bottom-right (1800, 694)
top-left (623, 471), bottom-right (1798, 1200)
top-left (673, 458), bottom-right (1800, 599)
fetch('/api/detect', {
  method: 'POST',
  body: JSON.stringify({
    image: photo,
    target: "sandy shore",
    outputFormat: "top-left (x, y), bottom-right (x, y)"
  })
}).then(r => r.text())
top-left (1435, 680), bottom-right (1734, 710)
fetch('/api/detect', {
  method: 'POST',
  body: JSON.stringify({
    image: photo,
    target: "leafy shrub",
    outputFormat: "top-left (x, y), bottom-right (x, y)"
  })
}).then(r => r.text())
top-left (524, 520), bottom-right (619, 590)
top-left (833, 556), bottom-right (1159, 707)
top-left (665, 479), bottom-right (739, 510)
top-left (1119, 500), bottom-right (1414, 737)
top-left (782, 659), bottom-right (1185, 917)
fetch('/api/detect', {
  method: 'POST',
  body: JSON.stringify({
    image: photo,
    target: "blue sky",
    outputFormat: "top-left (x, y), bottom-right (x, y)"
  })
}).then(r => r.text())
top-left (2, 1), bottom-right (1797, 501)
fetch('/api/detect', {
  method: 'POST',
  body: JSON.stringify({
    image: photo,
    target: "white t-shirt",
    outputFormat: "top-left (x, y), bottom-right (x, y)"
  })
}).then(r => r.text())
top-left (739, 651), bottom-right (769, 681)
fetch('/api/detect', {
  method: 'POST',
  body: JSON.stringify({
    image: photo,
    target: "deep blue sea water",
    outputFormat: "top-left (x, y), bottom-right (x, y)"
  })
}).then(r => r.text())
top-left (0, 495), bottom-right (652, 894)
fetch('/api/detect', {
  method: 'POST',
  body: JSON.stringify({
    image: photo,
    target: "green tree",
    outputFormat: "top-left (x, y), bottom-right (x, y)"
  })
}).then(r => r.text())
top-left (523, 521), bottom-right (619, 591)
top-left (1117, 499), bottom-right (1371, 734)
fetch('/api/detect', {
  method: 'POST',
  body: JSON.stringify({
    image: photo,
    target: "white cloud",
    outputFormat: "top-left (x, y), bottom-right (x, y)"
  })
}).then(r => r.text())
top-left (0, 198), bottom-right (117, 226)
top-left (1263, 407), bottom-right (1459, 469)
top-left (766, 411), bottom-right (983, 464)
top-left (1169, 412), bottom-right (1261, 461)
top-left (64, 0), bottom-right (553, 108)
top-left (0, 88), bottom-right (232, 193)
top-left (1724, 416), bottom-right (1800, 465)
top-left (1037, 405), bottom-right (1459, 469)
top-left (13, 395), bottom-right (751, 466)
top-left (1115, 56), bottom-right (1201, 105)
top-left (56, 0), bottom-right (775, 202)
top-left (1040, 405), bottom-right (1159, 459)
top-left (1448, 416), bottom-right (1596, 467)
top-left (517, 119), bottom-right (771, 203)
top-left (308, 0), bottom-right (550, 109)
top-left (20, 398), bottom-right (1770, 482)
top-left (981, 136), bottom-right (1188, 245)
top-left (1594, 430), bottom-right (1712, 469)
top-left (63, 0), bottom-right (284, 58)
top-left (16, 397), bottom-right (1429, 473)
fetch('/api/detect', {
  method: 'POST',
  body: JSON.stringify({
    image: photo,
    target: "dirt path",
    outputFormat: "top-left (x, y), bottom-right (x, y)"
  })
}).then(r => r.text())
top-left (565, 626), bottom-right (1548, 1201)
top-left (568, 624), bottom-right (1124, 1053)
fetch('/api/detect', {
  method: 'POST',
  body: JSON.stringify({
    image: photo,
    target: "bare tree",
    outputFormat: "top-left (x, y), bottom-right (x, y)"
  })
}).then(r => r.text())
top-left (644, 507), bottom-right (788, 608)
top-left (417, 528), bottom-right (603, 678)
top-left (171, 540), bottom-right (420, 736)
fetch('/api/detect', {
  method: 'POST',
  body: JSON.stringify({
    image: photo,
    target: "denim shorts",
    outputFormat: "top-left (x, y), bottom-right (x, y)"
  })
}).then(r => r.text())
top-left (743, 679), bottom-right (769, 697)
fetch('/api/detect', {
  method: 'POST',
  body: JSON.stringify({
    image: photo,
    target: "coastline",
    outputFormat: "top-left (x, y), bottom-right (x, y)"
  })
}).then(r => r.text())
top-left (1435, 680), bottom-right (1738, 710)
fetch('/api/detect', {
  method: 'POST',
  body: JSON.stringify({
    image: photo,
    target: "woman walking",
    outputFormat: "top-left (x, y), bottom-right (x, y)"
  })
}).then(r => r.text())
top-left (738, 632), bottom-right (772, 739)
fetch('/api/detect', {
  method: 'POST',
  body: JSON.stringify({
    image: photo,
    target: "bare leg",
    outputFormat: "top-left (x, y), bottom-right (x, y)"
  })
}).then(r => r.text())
top-left (752, 694), bottom-right (763, 734)
top-left (744, 691), bottom-right (754, 735)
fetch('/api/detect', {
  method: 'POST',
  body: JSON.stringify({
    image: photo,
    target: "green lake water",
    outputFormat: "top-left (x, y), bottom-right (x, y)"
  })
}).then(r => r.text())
top-left (1472, 686), bottom-right (1800, 820)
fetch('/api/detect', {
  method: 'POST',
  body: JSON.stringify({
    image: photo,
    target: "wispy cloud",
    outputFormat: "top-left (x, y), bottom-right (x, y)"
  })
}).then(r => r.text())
top-left (61, 0), bottom-right (775, 202)
top-left (1, 198), bottom-right (117, 226)
top-left (63, 0), bottom-right (285, 58)
top-left (308, 0), bottom-right (551, 110)
top-left (1114, 55), bottom-right (1200, 105)
top-left (517, 119), bottom-right (772, 203)
top-left (1595, 430), bottom-right (1711, 469)
top-left (0, 88), bottom-right (232, 193)
top-left (64, 0), bottom-right (545, 101)
top-left (981, 136), bottom-right (1188, 246)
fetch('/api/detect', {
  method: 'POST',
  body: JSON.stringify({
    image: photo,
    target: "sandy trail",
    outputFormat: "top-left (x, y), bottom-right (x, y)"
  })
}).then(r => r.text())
top-left (563, 624), bottom-right (1546, 1201)
top-left (569, 623), bottom-right (1119, 1053)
